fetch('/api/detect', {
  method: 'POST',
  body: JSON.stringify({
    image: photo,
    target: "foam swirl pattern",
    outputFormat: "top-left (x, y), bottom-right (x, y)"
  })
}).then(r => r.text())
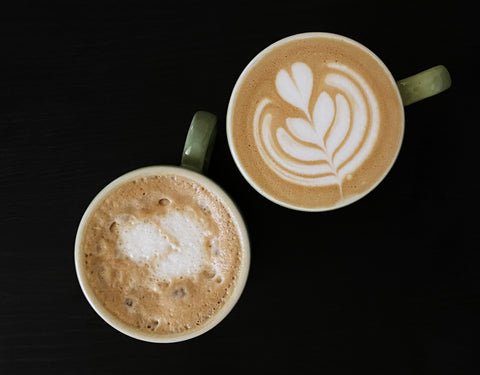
top-left (253, 62), bottom-right (379, 193)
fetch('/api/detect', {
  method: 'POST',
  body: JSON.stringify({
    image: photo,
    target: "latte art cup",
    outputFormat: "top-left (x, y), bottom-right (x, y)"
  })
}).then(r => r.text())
top-left (227, 32), bottom-right (451, 211)
top-left (75, 112), bottom-right (250, 343)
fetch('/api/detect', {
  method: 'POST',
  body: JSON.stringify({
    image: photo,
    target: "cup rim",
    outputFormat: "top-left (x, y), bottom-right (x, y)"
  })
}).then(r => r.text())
top-left (226, 32), bottom-right (405, 212)
top-left (74, 165), bottom-right (250, 343)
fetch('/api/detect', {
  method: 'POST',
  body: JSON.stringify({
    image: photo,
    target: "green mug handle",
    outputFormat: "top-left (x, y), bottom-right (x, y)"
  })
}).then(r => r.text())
top-left (397, 65), bottom-right (451, 106)
top-left (181, 111), bottom-right (218, 174)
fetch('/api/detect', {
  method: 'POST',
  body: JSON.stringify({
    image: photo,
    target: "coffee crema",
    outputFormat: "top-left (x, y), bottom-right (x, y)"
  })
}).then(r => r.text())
top-left (78, 171), bottom-right (245, 338)
top-left (228, 33), bottom-right (404, 210)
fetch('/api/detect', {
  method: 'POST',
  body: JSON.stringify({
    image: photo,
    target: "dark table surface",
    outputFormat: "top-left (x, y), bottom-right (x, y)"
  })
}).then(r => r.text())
top-left (0, 1), bottom-right (475, 373)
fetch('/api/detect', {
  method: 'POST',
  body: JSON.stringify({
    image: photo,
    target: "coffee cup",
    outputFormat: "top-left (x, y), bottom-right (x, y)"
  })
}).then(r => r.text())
top-left (75, 112), bottom-right (250, 343)
top-left (227, 32), bottom-right (451, 211)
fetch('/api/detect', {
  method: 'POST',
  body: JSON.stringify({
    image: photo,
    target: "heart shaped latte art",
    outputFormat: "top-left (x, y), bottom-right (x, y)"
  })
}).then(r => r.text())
top-left (253, 62), bottom-right (379, 194)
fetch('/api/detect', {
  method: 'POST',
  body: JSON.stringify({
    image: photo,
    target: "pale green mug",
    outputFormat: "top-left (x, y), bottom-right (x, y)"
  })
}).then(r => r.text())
top-left (75, 112), bottom-right (250, 343)
top-left (397, 64), bottom-right (451, 106)
top-left (227, 32), bottom-right (452, 211)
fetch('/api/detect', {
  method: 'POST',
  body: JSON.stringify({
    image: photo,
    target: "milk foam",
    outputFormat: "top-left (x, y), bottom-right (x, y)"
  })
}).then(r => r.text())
top-left (117, 218), bottom-right (173, 262)
top-left (253, 61), bottom-right (379, 194)
top-left (116, 210), bottom-right (210, 280)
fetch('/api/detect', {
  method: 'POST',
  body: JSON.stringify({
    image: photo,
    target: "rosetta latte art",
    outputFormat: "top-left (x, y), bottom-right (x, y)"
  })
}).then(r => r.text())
top-left (253, 62), bottom-right (379, 195)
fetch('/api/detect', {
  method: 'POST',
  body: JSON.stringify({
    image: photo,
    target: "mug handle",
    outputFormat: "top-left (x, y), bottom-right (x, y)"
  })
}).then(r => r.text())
top-left (397, 65), bottom-right (451, 106)
top-left (181, 111), bottom-right (218, 174)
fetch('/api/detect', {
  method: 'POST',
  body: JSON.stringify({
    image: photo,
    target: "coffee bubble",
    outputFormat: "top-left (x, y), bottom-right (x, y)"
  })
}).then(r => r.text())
top-left (173, 287), bottom-right (187, 298)
top-left (159, 198), bottom-right (170, 206)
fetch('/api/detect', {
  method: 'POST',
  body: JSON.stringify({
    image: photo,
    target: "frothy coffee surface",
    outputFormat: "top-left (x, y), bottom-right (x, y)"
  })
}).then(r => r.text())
top-left (79, 173), bottom-right (244, 337)
top-left (229, 34), bottom-right (403, 210)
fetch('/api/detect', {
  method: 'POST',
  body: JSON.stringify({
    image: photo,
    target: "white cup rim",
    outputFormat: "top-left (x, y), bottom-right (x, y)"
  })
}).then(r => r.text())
top-left (226, 32), bottom-right (404, 212)
top-left (74, 165), bottom-right (250, 343)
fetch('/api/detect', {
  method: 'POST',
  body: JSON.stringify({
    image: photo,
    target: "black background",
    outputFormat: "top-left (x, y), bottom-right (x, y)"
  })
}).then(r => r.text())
top-left (0, 1), bottom-right (476, 373)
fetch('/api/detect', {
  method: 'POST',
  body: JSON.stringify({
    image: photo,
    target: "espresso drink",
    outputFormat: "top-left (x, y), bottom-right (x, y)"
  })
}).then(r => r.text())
top-left (77, 168), bottom-right (247, 340)
top-left (228, 33), bottom-right (404, 210)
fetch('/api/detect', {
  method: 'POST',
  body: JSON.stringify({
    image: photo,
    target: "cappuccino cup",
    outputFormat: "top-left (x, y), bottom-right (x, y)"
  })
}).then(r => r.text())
top-left (75, 112), bottom-right (250, 343)
top-left (227, 32), bottom-right (451, 211)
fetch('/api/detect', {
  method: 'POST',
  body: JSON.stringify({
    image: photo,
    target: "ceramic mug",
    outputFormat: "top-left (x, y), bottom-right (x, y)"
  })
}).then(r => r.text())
top-left (227, 32), bottom-right (451, 211)
top-left (75, 112), bottom-right (250, 342)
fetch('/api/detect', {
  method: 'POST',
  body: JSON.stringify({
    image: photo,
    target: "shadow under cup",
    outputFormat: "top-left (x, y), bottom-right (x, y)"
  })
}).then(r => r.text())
top-left (75, 165), bottom-right (250, 342)
top-left (227, 32), bottom-right (451, 211)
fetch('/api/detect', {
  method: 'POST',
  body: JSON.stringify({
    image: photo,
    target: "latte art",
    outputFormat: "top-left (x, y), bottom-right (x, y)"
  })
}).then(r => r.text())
top-left (254, 62), bottom-right (379, 194)
top-left (228, 33), bottom-right (404, 210)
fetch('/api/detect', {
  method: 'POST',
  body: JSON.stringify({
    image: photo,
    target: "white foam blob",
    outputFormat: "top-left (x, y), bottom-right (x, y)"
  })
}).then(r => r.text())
top-left (116, 210), bottom-right (208, 280)
top-left (118, 220), bottom-right (172, 263)
top-left (253, 61), bottom-right (379, 190)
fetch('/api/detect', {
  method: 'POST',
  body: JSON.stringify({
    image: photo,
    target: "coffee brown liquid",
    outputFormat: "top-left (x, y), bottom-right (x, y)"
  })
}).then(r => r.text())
top-left (229, 34), bottom-right (404, 210)
top-left (79, 174), bottom-right (243, 337)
